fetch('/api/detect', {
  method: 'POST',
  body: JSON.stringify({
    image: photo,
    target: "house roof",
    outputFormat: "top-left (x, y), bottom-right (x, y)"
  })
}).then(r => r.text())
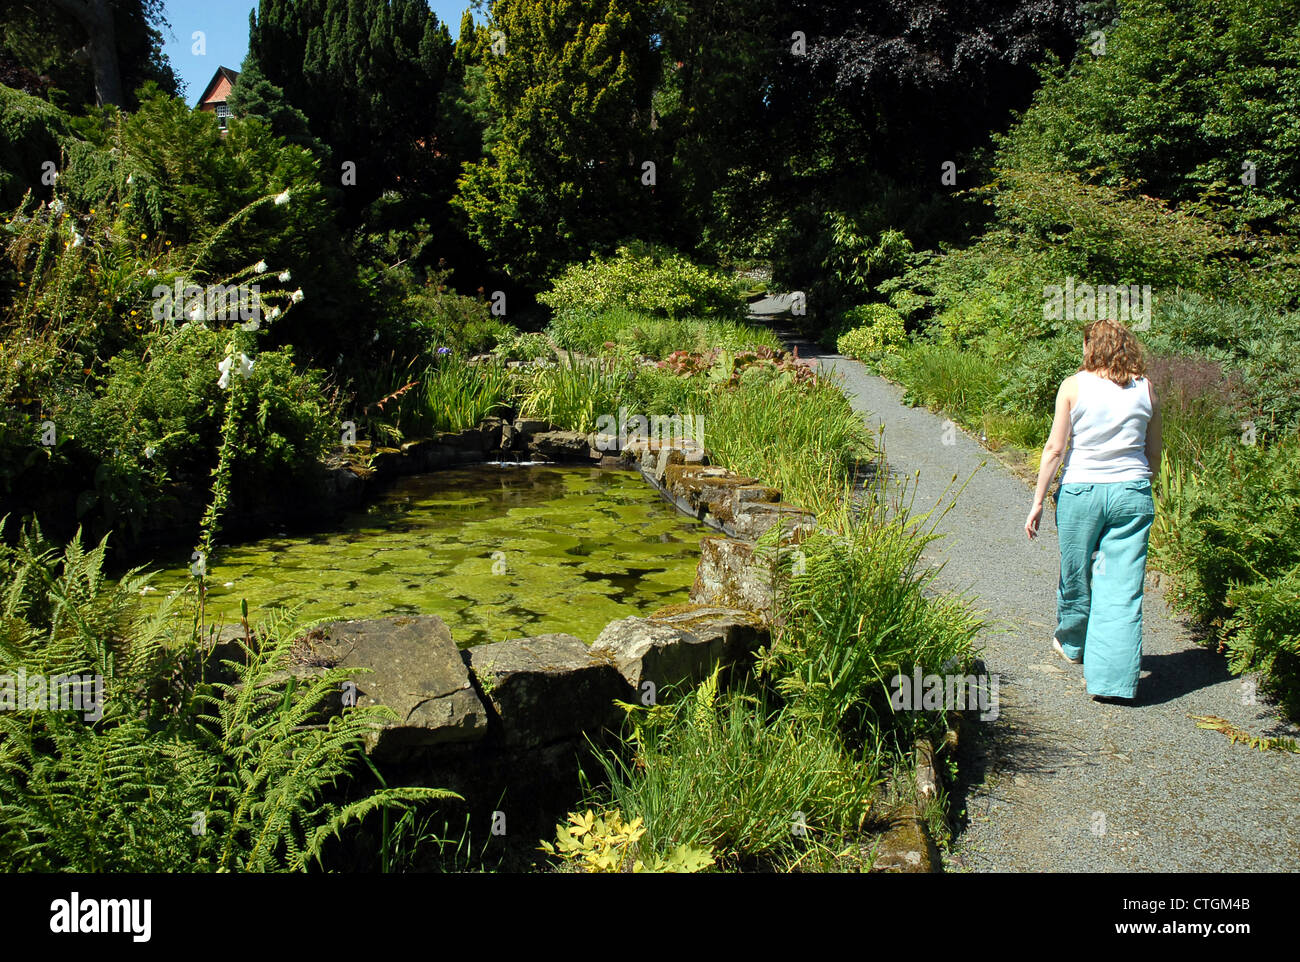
top-left (196, 66), bottom-right (240, 106)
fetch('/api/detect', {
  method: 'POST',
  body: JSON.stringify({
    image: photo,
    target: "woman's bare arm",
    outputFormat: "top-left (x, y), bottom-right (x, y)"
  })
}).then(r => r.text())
top-left (1026, 377), bottom-right (1075, 539)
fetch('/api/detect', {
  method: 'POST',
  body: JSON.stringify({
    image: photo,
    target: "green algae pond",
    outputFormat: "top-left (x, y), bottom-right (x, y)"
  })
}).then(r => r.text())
top-left (148, 465), bottom-right (709, 647)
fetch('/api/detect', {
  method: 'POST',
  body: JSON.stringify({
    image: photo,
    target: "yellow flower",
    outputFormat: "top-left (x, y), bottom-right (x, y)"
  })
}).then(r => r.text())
top-left (140, 232), bottom-right (147, 239)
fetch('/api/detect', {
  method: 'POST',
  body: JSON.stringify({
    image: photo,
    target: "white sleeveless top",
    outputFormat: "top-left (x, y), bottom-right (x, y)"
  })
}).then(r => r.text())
top-left (1060, 370), bottom-right (1153, 483)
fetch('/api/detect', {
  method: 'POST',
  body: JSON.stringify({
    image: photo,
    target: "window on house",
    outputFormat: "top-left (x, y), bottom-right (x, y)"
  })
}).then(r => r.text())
top-left (215, 102), bottom-right (231, 128)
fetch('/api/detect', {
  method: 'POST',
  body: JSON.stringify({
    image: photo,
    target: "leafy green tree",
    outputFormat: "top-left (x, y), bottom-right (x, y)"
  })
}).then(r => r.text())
top-left (999, 0), bottom-right (1300, 232)
top-left (241, 0), bottom-right (461, 230)
top-left (452, 0), bottom-right (660, 284)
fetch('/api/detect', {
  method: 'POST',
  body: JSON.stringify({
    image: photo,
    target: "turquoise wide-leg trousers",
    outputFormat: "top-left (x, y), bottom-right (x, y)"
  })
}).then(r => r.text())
top-left (1053, 479), bottom-right (1155, 699)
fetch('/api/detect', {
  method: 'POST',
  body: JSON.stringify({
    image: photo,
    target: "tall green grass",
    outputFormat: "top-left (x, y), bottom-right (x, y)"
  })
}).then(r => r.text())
top-left (705, 372), bottom-right (874, 514)
top-left (517, 355), bottom-right (628, 433)
top-left (592, 683), bottom-right (880, 871)
top-left (361, 355), bottom-right (515, 441)
top-left (761, 496), bottom-right (984, 751)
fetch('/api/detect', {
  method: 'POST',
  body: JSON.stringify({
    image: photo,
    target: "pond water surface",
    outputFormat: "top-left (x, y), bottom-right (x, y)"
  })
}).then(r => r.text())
top-left (149, 465), bottom-right (708, 647)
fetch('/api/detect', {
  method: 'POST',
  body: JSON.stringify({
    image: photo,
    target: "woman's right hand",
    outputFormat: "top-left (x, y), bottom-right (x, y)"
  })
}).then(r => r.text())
top-left (1025, 500), bottom-right (1044, 541)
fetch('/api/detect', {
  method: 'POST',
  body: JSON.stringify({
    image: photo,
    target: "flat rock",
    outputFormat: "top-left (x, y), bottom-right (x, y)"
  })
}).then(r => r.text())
top-left (316, 615), bottom-right (488, 760)
top-left (591, 607), bottom-right (765, 695)
top-left (469, 633), bottom-right (631, 748)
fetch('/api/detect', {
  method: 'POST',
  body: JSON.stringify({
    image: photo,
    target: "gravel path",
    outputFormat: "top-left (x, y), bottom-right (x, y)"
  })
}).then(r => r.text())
top-left (753, 295), bottom-right (1300, 872)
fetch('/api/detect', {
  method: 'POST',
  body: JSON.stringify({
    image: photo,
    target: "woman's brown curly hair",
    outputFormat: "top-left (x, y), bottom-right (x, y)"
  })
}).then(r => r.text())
top-left (1081, 319), bottom-right (1146, 385)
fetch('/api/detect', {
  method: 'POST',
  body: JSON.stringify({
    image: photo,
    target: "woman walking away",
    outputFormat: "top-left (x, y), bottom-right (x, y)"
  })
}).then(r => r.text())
top-left (1023, 319), bottom-right (1162, 704)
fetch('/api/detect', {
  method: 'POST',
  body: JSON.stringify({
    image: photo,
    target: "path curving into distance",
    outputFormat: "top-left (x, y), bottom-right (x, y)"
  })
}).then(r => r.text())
top-left (751, 294), bottom-right (1300, 872)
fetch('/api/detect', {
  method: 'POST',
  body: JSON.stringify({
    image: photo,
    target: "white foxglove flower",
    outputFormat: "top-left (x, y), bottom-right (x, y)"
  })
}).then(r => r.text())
top-left (188, 303), bottom-right (205, 322)
top-left (70, 232), bottom-right (83, 248)
top-left (274, 190), bottom-right (291, 206)
top-left (144, 445), bottom-right (156, 460)
top-left (290, 289), bottom-right (304, 303)
top-left (255, 260), bottom-right (268, 273)
top-left (127, 173), bottom-right (134, 185)
top-left (217, 351), bottom-right (252, 389)
top-left (268, 306), bottom-right (282, 320)
top-left (146, 268), bottom-right (157, 277)
top-left (50, 200), bottom-right (64, 216)
top-left (278, 270), bottom-right (291, 283)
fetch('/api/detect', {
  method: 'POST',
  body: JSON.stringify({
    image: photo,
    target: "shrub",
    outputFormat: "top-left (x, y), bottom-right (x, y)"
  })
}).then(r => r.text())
top-left (494, 331), bottom-right (554, 362)
top-left (540, 244), bottom-right (747, 321)
top-left (993, 335), bottom-right (1080, 425)
top-left (1153, 441), bottom-right (1300, 630)
top-left (56, 324), bottom-right (334, 539)
top-left (835, 303), bottom-right (907, 360)
top-left (1224, 565), bottom-right (1300, 719)
top-left (1154, 439), bottom-right (1300, 716)
top-left (405, 282), bottom-right (510, 357)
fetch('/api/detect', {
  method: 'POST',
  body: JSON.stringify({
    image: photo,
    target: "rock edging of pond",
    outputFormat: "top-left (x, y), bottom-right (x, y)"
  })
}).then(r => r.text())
top-left (206, 427), bottom-right (943, 868)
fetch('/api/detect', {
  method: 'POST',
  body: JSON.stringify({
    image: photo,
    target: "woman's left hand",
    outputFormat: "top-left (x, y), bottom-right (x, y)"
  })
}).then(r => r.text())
top-left (1025, 501), bottom-right (1044, 541)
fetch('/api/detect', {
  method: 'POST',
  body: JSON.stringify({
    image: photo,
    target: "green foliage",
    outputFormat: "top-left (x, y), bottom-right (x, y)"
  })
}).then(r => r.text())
top-left (1143, 291), bottom-right (1300, 440)
top-left (0, 189), bottom-right (331, 545)
top-left (539, 808), bottom-right (713, 873)
top-left (835, 303), bottom-right (907, 361)
top-left (758, 498), bottom-right (983, 749)
top-left (589, 684), bottom-right (879, 870)
top-left (999, 0), bottom-right (1300, 234)
top-left (0, 521), bottom-right (457, 871)
top-left (404, 281), bottom-right (511, 357)
top-left (243, 0), bottom-right (462, 228)
top-left (451, 0), bottom-right (658, 282)
top-left (53, 89), bottom-right (362, 358)
top-left (546, 305), bottom-right (775, 360)
top-left (517, 356), bottom-right (625, 433)
top-left (494, 331), bottom-right (554, 362)
top-left (1224, 566), bottom-right (1300, 718)
top-left (540, 245), bottom-right (747, 322)
top-left (0, 85), bottom-right (71, 210)
top-left (878, 341), bottom-right (1005, 431)
top-left (704, 373), bottom-right (873, 515)
top-left (358, 354), bottom-right (514, 442)
top-left (1153, 441), bottom-right (1300, 716)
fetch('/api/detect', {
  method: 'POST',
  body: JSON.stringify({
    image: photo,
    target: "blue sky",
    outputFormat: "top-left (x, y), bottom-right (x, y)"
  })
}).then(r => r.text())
top-left (160, 0), bottom-right (475, 104)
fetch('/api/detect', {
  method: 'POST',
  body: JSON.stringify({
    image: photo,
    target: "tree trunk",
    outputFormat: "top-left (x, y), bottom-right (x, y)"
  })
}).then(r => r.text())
top-left (49, 0), bottom-right (124, 106)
